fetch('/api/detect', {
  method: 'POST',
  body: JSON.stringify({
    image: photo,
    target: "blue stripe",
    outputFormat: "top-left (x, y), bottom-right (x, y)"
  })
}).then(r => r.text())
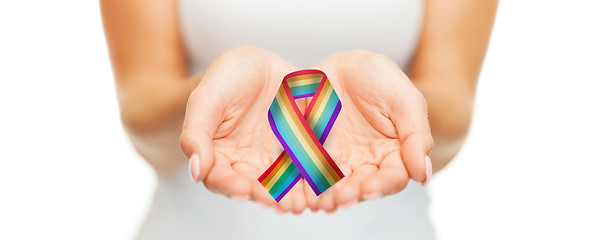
top-left (269, 101), bottom-right (328, 192)
top-left (270, 105), bottom-right (327, 193)
top-left (270, 101), bottom-right (328, 192)
top-left (312, 90), bottom-right (339, 136)
top-left (271, 166), bottom-right (300, 198)
top-left (290, 87), bottom-right (318, 98)
top-left (315, 91), bottom-right (339, 138)
top-left (316, 96), bottom-right (340, 142)
top-left (290, 83), bottom-right (320, 93)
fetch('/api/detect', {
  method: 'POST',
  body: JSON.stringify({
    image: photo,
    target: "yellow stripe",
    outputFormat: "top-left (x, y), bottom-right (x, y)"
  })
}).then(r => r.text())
top-left (261, 155), bottom-right (287, 186)
top-left (308, 85), bottom-right (334, 129)
top-left (280, 85), bottom-right (340, 183)
top-left (264, 155), bottom-right (293, 190)
top-left (307, 80), bottom-right (331, 123)
top-left (302, 82), bottom-right (341, 180)
top-left (287, 77), bottom-right (322, 87)
top-left (276, 89), bottom-right (336, 185)
top-left (286, 74), bottom-right (323, 82)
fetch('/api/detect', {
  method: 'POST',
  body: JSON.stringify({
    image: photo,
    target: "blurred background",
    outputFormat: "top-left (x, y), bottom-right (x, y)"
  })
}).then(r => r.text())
top-left (0, 1), bottom-right (601, 239)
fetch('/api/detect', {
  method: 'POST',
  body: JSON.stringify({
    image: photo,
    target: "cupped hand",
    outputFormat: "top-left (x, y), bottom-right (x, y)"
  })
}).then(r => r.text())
top-left (181, 47), bottom-right (433, 214)
top-left (302, 50), bottom-right (434, 212)
top-left (180, 46), bottom-right (308, 213)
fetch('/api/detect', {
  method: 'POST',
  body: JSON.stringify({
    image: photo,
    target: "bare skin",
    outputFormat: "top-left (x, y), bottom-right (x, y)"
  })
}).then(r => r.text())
top-left (180, 48), bottom-right (434, 214)
top-left (101, 0), bottom-right (498, 214)
top-left (180, 46), bottom-right (304, 212)
top-left (304, 51), bottom-right (433, 212)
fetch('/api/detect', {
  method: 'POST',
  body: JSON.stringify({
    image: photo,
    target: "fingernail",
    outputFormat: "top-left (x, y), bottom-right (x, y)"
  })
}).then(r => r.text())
top-left (362, 192), bottom-right (382, 200)
top-left (422, 156), bottom-right (432, 186)
top-left (189, 153), bottom-right (201, 183)
top-left (340, 199), bottom-right (358, 209)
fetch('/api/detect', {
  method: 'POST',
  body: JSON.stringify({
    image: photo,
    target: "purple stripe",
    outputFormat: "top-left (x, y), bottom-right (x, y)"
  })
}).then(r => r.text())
top-left (293, 92), bottom-right (315, 99)
top-left (319, 101), bottom-right (342, 143)
top-left (274, 174), bottom-right (302, 202)
top-left (267, 112), bottom-right (322, 195)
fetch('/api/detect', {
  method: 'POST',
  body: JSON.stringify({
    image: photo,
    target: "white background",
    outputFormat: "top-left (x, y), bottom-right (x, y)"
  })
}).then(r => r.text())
top-left (1, 1), bottom-right (602, 239)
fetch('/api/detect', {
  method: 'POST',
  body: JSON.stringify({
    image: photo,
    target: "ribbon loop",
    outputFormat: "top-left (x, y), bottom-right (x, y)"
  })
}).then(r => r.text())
top-left (258, 69), bottom-right (345, 202)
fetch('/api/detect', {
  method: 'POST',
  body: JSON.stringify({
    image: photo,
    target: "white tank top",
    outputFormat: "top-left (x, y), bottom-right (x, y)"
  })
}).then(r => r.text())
top-left (137, 1), bottom-right (434, 239)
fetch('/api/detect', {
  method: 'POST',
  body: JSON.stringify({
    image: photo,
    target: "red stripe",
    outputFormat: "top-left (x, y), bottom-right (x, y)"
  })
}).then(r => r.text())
top-left (304, 73), bottom-right (327, 119)
top-left (283, 69), bottom-right (325, 80)
top-left (282, 76), bottom-right (344, 180)
top-left (257, 151), bottom-right (286, 182)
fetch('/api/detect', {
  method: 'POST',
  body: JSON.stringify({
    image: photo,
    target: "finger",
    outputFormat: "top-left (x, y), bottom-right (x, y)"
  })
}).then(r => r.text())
top-left (232, 163), bottom-right (277, 208)
top-left (183, 133), bottom-right (215, 183)
top-left (390, 93), bottom-right (434, 185)
top-left (303, 179), bottom-right (319, 212)
top-left (401, 133), bottom-right (433, 185)
top-left (274, 177), bottom-right (305, 214)
top-left (360, 151), bottom-right (410, 199)
top-left (275, 186), bottom-right (294, 214)
top-left (333, 164), bottom-right (378, 208)
top-left (317, 186), bottom-right (337, 213)
top-left (290, 180), bottom-right (306, 214)
top-left (180, 86), bottom-right (226, 182)
top-left (303, 158), bottom-right (349, 212)
top-left (204, 160), bottom-right (252, 199)
top-left (295, 97), bottom-right (308, 116)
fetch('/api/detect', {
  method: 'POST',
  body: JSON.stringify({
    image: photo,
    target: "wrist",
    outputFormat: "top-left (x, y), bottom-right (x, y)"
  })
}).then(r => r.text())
top-left (118, 77), bottom-right (191, 136)
top-left (413, 80), bottom-right (474, 172)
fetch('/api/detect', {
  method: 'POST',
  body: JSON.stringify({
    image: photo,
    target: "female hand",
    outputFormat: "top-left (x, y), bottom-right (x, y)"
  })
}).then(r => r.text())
top-left (303, 50), bottom-right (434, 212)
top-left (180, 46), bottom-right (308, 213)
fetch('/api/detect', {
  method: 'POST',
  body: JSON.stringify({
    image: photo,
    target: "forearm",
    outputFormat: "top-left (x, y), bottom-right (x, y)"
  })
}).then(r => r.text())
top-left (101, 0), bottom-right (197, 174)
top-left (116, 74), bottom-right (202, 175)
top-left (116, 45), bottom-right (282, 175)
top-left (407, 0), bottom-right (498, 172)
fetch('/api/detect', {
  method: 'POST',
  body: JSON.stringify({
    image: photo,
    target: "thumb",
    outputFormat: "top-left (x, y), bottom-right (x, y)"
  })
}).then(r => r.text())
top-left (399, 133), bottom-right (433, 185)
top-left (391, 92), bottom-right (434, 185)
top-left (180, 86), bottom-right (225, 182)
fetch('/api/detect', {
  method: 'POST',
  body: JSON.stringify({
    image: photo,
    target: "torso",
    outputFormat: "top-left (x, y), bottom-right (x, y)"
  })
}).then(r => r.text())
top-left (178, 0), bottom-right (424, 73)
top-left (137, 1), bottom-right (434, 239)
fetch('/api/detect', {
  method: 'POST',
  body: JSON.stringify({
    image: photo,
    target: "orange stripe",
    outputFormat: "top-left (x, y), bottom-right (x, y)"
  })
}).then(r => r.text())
top-left (301, 81), bottom-right (341, 180)
top-left (279, 86), bottom-right (339, 179)
top-left (286, 74), bottom-right (323, 83)
top-left (261, 154), bottom-right (288, 186)
top-left (288, 82), bottom-right (342, 180)
top-left (278, 88), bottom-right (328, 175)
top-left (307, 80), bottom-right (331, 121)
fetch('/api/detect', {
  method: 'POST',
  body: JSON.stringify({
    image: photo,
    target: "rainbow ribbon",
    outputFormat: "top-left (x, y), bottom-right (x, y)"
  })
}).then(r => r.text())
top-left (258, 69), bottom-right (345, 202)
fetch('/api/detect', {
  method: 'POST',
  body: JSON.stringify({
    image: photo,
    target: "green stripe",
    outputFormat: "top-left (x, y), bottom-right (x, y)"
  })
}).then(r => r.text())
top-left (290, 83), bottom-right (320, 93)
top-left (312, 89), bottom-right (338, 134)
top-left (273, 98), bottom-right (331, 189)
top-left (268, 161), bottom-right (297, 195)
top-left (271, 102), bottom-right (327, 191)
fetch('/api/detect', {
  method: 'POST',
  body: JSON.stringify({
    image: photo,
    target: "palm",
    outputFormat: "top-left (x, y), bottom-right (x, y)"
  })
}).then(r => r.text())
top-left (181, 47), bottom-right (306, 211)
top-left (183, 48), bottom-right (432, 213)
top-left (209, 73), bottom-right (284, 199)
top-left (302, 55), bottom-right (432, 211)
top-left (325, 84), bottom-right (406, 189)
top-left (327, 79), bottom-right (404, 174)
top-left (209, 72), bottom-right (301, 207)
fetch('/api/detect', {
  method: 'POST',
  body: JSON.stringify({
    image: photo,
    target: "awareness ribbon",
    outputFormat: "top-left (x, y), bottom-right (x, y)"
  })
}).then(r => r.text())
top-left (258, 69), bottom-right (345, 202)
